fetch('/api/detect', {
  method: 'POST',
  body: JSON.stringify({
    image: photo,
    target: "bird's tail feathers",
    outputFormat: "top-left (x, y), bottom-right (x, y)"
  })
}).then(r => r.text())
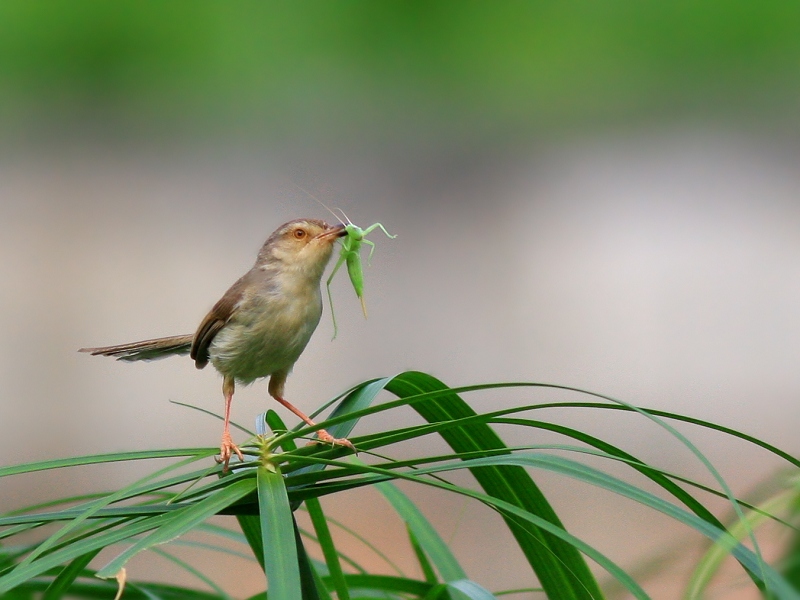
top-left (79, 334), bottom-right (194, 362)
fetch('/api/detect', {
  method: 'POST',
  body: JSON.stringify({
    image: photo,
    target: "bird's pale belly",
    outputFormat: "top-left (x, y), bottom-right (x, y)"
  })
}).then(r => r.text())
top-left (208, 295), bottom-right (322, 384)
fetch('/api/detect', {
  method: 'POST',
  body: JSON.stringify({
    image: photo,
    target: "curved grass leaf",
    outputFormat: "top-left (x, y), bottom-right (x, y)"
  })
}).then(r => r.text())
top-left (386, 452), bottom-right (796, 598)
top-left (0, 516), bottom-right (169, 594)
top-left (12, 577), bottom-right (226, 599)
top-left (96, 478), bottom-right (256, 579)
top-left (523, 401), bottom-right (800, 470)
top-left (42, 549), bottom-right (101, 600)
top-left (447, 579), bottom-right (499, 600)
top-left (283, 456), bottom-right (647, 598)
top-left (385, 372), bottom-right (605, 600)
top-left (304, 512), bottom-right (403, 576)
top-left (21, 454), bottom-right (209, 571)
top-left (0, 449), bottom-right (214, 478)
top-left (686, 483), bottom-right (800, 599)
top-left (331, 573), bottom-right (434, 596)
top-left (150, 547), bottom-right (232, 600)
top-left (294, 524), bottom-right (327, 600)
top-left (280, 448), bottom-right (794, 598)
top-left (306, 497), bottom-right (349, 600)
top-left (375, 480), bottom-right (465, 582)
top-left (321, 377), bottom-right (395, 441)
top-left (408, 525), bottom-right (438, 584)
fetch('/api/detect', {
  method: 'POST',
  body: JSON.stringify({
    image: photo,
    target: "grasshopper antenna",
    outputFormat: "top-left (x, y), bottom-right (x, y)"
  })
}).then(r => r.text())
top-left (292, 182), bottom-right (346, 226)
top-left (334, 207), bottom-right (353, 226)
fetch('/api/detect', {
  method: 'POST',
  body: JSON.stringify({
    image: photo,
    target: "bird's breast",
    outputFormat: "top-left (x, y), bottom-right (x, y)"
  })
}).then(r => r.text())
top-left (208, 279), bottom-right (323, 384)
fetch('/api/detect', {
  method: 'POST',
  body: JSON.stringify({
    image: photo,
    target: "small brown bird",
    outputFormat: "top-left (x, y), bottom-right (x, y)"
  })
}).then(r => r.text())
top-left (80, 218), bottom-right (353, 470)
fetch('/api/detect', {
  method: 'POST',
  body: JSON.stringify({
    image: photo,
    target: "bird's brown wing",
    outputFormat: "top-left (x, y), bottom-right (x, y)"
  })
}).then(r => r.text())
top-left (190, 272), bottom-right (252, 368)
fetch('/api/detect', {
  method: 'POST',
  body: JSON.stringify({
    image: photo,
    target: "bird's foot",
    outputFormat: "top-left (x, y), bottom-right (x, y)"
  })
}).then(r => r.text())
top-left (216, 431), bottom-right (244, 472)
top-left (310, 429), bottom-right (355, 450)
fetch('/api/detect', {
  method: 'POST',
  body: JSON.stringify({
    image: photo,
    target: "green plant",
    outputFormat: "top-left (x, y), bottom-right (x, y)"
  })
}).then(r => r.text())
top-left (1, 371), bottom-right (798, 599)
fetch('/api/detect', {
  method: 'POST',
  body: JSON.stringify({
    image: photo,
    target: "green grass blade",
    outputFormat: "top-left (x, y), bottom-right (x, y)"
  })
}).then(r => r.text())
top-left (495, 417), bottom-right (724, 528)
top-left (300, 511), bottom-right (404, 576)
top-left (447, 579), bottom-right (498, 599)
top-left (42, 549), bottom-right (101, 599)
top-left (384, 372), bottom-right (604, 600)
top-left (277, 377), bottom-right (392, 456)
top-left (686, 484), bottom-right (800, 599)
top-left (20, 454), bottom-right (207, 570)
top-left (333, 573), bottom-right (434, 596)
top-left (236, 514), bottom-right (265, 574)
top-left (563, 394), bottom-right (770, 593)
top-left (264, 410), bottom-right (292, 445)
top-left (307, 380), bottom-right (385, 423)
top-left (525, 401), bottom-right (800, 470)
top-left (294, 380), bottom-right (799, 472)
top-left (232, 410), bottom-right (297, 575)
top-left (322, 377), bottom-right (395, 441)
top-left (283, 453), bottom-right (646, 598)
top-left (0, 449), bottom-right (214, 478)
top-left (167, 538), bottom-right (255, 562)
top-left (0, 516), bottom-right (165, 594)
top-left (306, 497), bottom-right (350, 600)
top-left (294, 522), bottom-right (327, 600)
top-left (298, 526), bottom-right (369, 575)
top-left (11, 578), bottom-right (225, 599)
top-left (408, 525), bottom-right (438, 584)
top-left (398, 453), bottom-right (796, 598)
top-left (283, 446), bottom-right (795, 597)
top-left (257, 465), bottom-right (302, 600)
top-left (375, 480), bottom-right (465, 582)
top-left (194, 522), bottom-right (251, 546)
top-left (96, 478), bottom-right (256, 579)
top-left (150, 547), bottom-right (232, 600)
top-left (0, 506), bottom-right (184, 528)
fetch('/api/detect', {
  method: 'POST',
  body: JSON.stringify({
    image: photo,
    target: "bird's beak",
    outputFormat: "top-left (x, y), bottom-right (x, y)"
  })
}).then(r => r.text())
top-left (317, 223), bottom-right (347, 239)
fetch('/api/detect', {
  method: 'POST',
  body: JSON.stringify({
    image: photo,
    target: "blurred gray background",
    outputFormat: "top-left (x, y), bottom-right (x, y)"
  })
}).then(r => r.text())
top-left (1, 3), bottom-right (799, 598)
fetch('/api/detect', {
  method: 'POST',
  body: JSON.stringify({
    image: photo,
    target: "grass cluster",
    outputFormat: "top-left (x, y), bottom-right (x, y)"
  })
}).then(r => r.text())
top-left (1, 371), bottom-right (798, 599)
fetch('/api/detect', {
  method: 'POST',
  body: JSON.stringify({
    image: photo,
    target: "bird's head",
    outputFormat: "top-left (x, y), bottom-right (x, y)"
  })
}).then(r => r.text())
top-left (257, 218), bottom-right (346, 279)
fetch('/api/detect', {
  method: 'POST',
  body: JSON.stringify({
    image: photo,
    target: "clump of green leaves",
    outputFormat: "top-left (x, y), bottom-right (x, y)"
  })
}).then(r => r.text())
top-left (1, 371), bottom-right (798, 599)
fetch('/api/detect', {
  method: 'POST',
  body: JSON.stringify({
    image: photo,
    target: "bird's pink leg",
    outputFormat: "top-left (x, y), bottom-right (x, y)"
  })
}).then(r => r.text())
top-left (268, 372), bottom-right (354, 449)
top-left (218, 376), bottom-right (244, 471)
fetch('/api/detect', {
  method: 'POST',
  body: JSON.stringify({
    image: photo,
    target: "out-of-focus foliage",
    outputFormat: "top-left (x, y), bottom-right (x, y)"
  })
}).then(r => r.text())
top-left (782, 483), bottom-right (800, 590)
top-left (1, 1), bottom-right (799, 139)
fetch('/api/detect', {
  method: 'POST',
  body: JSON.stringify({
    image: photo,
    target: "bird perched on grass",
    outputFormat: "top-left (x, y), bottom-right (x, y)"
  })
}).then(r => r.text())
top-left (81, 218), bottom-right (353, 470)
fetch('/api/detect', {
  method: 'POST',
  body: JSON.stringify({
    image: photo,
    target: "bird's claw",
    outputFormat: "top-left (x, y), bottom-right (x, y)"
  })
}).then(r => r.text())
top-left (216, 431), bottom-right (244, 472)
top-left (309, 429), bottom-right (355, 450)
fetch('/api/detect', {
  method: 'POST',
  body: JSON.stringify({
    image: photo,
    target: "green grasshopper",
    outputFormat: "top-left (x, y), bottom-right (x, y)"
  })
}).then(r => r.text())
top-left (293, 184), bottom-right (396, 338)
top-left (326, 220), bottom-right (396, 339)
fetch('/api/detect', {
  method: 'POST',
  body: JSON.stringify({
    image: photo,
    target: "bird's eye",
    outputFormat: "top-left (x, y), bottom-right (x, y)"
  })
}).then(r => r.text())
top-left (294, 229), bottom-right (307, 239)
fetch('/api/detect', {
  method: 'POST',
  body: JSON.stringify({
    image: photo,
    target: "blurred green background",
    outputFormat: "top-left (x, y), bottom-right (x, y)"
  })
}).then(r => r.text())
top-left (2, 1), bottom-right (799, 144)
top-left (2, 3), bottom-right (799, 598)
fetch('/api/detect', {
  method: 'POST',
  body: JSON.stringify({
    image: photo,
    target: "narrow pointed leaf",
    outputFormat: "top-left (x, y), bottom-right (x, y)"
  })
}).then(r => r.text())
top-left (42, 549), bottom-right (101, 599)
top-left (257, 465), bottom-right (302, 600)
top-left (447, 579), bottom-right (498, 600)
top-left (307, 497), bottom-right (349, 600)
top-left (0, 449), bottom-right (213, 478)
top-left (375, 480), bottom-right (465, 582)
top-left (385, 372), bottom-right (604, 600)
top-left (408, 525), bottom-right (438, 584)
top-left (96, 478), bottom-right (255, 579)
